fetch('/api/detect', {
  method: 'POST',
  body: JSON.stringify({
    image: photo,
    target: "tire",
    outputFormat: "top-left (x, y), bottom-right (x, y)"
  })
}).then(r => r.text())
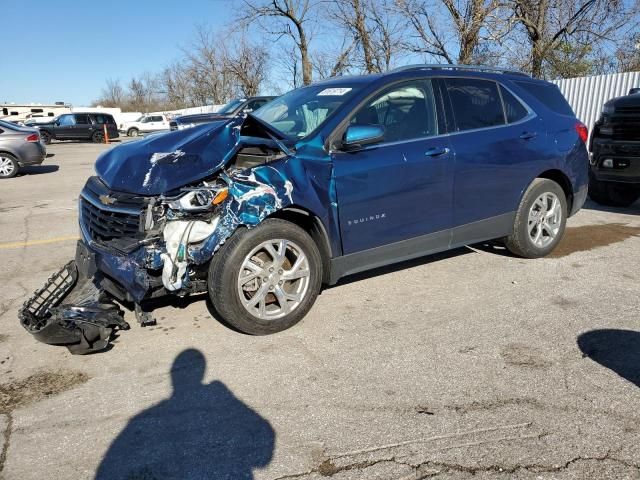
top-left (208, 219), bottom-right (322, 335)
top-left (588, 173), bottom-right (640, 207)
top-left (92, 131), bottom-right (104, 143)
top-left (505, 178), bottom-right (568, 258)
top-left (127, 128), bottom-right (139, 137)
top-left (0, 153), bottom-right (19, 179)
top-left (40, 131), bottom-right (51, 145)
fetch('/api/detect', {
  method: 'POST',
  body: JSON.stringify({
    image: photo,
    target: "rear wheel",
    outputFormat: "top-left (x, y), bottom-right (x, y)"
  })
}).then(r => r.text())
top-left (127, 128), bottom-right (139, 137)
top-left (92, 131), bottom-right (104, 143)
top-left (588, 174), bottom-right (640, 207)
top-left (505, 178), bottom-right (567, 258)
top-left (208, 219), bottom-right (322, 335)
top-left (0, 153), bottom-right (19, 179)
top-left (40, 131), bottom-right (51, 145)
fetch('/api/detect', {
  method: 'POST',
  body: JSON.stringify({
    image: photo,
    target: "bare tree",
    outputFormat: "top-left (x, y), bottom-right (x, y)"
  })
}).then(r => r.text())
top-left (506, 0), bottom-right (639, 78)
top-left (329, 0), bottom-right (402, 73)
top-left (223, 36), bottom-right (270, 96)
top-left (97, 78), bottom-right (125, 107)
top-left (312, 38), bottom-right (355, 78)
top-left (239, 0), bottom-right (318, 85)
top-left (396, 0), bottom-right (502, 64)
top-left (615, 33), bottom-right (640, 73)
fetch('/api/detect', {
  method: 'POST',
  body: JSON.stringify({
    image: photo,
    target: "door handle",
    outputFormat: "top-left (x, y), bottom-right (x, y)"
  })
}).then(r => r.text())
top-left (424, 147), bottom-right (450, 157)
top-left (519, 131), bottom-right (537, 140)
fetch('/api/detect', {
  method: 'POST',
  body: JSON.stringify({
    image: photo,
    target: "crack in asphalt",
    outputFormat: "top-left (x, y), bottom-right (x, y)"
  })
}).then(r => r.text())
top-left (273, 446), bottom-right (640, 479)
top-left (0, 413), bottom-right (13, 476)
top-left (275, 453), bottom-right (640, 479)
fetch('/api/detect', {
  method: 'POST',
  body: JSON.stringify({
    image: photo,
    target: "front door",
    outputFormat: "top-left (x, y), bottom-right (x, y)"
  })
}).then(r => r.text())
top-left (54, 114), bottom-right (76, 139)
top-left (333, 79), bottom-right (454, 255)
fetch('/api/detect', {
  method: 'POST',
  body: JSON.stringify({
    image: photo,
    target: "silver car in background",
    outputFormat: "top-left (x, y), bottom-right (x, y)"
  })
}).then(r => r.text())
top-left (0, 119), bottom-right (46, 178)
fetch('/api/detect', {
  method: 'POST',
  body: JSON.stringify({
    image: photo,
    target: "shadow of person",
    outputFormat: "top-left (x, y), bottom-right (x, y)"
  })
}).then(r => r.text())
top-left (577, 329), bottom-right (640, 388)
top-left (95, 349), bottom-right (275, 480)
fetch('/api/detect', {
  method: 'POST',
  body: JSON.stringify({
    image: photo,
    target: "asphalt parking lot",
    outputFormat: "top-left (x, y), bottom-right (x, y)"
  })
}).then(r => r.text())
top-left (0, 140), bottom-right (639, 480)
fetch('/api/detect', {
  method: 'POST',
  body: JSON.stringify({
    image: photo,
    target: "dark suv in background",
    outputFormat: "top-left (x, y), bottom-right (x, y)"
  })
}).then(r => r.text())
top-left (169, 96), bottom-right (275, 131)
top-left (37, 113), bottom-right (119, 144)
top-left (588, 89), bottom-right (640, 207)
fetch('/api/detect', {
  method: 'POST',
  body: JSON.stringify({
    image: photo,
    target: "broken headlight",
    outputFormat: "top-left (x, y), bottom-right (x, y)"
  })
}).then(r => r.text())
top-left (166, 186), bottom-right (228, 212)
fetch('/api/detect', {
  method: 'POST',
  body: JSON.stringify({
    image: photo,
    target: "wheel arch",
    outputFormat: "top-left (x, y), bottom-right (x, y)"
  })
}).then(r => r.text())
top-left (535, 169), bottom-right (573, 213)
top-left (268, 206), bottom-right (333, 284)
top-left (0, 149), bottom-right (18, 158)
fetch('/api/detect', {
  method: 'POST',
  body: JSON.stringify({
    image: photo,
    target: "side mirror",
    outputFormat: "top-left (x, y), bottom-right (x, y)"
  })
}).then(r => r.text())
top-left (342, 124), bottom-right (385, 150)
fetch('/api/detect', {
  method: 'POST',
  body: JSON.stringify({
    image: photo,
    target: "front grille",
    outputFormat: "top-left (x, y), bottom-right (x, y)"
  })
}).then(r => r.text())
top-left (616, 106), bottom-right (640, 114)
top-left (611, 123), bottom-right (640, 141)
top-left (79, 176), bottom-right (148, 247)
top-left (81, 198), bottom-right (141, 241)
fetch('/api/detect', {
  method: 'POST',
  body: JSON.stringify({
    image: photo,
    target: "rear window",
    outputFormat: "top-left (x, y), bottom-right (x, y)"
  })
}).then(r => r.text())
top-left (445, 78), bottom-right (505, 131)
top-left (515, 81), bottom-right (574, 116)
top-left (93, 114), bottom-right (114, 124)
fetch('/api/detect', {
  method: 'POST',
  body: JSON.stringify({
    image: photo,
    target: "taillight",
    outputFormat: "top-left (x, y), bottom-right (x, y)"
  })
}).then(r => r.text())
top-left (575, 122), bottom-right (588, 143)
top-left (25, 133), bottom-right (39, 142)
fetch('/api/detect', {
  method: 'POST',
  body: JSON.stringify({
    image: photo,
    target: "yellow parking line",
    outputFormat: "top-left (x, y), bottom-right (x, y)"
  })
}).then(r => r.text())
top-left (0, 236), bottom-right (79, 249)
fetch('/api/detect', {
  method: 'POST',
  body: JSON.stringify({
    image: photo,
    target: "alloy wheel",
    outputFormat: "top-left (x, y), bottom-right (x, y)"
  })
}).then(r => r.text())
top-left (237, 239), bottom-right (311, 320)
top-left (0, 156), bottom-right (15, 177)
top-left (528, 192), bottom-right (562, 248)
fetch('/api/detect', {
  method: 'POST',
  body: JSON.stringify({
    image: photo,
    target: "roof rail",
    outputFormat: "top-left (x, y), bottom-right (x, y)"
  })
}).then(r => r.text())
top-left (390, 64), bottom-right (530, 77)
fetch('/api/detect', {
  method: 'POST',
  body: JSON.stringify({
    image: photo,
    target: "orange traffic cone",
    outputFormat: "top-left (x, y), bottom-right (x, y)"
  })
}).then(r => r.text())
top-left (103, 124), bottom-right (110, 144)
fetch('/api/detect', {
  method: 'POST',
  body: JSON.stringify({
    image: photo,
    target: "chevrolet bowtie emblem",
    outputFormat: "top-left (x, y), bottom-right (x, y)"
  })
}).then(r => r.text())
top-left (99, 194), bottom-right (116, 206)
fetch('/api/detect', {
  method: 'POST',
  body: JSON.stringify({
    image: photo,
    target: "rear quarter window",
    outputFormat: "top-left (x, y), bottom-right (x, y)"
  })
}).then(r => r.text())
top-left (514, 81), bottom-right (574, 117)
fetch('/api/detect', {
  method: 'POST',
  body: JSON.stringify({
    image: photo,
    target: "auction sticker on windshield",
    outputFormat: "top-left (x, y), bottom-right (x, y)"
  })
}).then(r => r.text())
top-left (318, 88), bottom-right (352, 96)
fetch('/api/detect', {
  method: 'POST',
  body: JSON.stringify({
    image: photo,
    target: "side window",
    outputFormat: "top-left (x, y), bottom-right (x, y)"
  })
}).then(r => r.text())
top-left (350, 81), bottom-right (438, 143)
top-left (94, 115), bottom-right (105, 124)
top-left (140, 117), bottom-right (149, 123)
top-left (152, 116), bottom-right (163, 122)
top-left (446, 78), bottom-right (505, 131)
top-left (74, 114), bottom-right (90, 124)
top-left (500, 86), bottom-right (529, 123)
top-left (58, 115), bottom-right (75, 126)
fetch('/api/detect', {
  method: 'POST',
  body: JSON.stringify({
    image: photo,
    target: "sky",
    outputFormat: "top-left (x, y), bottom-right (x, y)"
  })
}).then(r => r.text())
top-left (0, 0), bottom-right (235, 106)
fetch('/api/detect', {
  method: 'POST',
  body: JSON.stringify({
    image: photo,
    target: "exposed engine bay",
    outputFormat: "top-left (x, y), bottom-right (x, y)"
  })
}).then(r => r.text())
top-left (19, 115), bottom-right (300, 354)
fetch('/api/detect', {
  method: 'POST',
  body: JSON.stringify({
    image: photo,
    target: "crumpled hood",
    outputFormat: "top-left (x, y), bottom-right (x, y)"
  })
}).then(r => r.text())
top-left (95, 118), bottom-right (242, 195)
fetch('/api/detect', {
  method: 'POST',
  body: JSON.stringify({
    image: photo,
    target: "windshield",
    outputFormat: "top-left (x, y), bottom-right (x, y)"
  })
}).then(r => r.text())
top-left (253, 85), bottom-right (360, 139)
top-left (218, 99), bottom-right (245, 114)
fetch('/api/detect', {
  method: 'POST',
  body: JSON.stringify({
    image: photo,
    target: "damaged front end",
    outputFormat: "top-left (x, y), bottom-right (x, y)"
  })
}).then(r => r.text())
top-left (20, 115), bottom-right (303, 353)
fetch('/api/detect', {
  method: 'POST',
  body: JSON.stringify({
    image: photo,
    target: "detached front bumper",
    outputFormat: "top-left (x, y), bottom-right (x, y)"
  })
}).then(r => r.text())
top-left (18, 260), bottom-right (130, 354)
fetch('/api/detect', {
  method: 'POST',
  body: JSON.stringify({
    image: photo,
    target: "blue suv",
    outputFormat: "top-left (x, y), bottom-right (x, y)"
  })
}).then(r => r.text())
top-left (20, 65), bottom-right (589, 352)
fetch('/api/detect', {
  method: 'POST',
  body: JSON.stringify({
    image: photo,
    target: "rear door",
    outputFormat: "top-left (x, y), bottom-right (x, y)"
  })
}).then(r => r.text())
top-left (333, 79), bottom-right (454, 254)
top-left (442, 77), bottom-right (544, 244)
top-left (73, 114), bottom-right (92, 139)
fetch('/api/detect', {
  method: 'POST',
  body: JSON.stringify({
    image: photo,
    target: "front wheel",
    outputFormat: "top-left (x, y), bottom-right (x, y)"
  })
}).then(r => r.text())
top-left (40, 131), bottom-right (51, 145)
top-left (208, 219), bottom-right (322, 335)
top-left (127, 128), bottom-right (139, 137)
top-left (505, 178), bottom-right (568, 258)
